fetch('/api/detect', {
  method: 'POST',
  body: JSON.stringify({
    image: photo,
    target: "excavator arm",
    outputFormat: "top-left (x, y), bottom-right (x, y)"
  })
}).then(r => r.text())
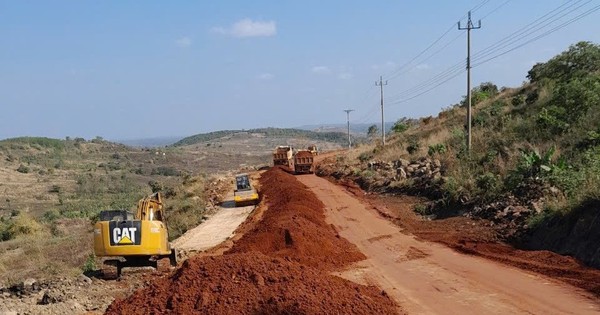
top-left (136, 192), bottom-right (165, 222)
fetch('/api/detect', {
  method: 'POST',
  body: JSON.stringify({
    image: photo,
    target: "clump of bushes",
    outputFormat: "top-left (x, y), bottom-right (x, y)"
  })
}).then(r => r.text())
top-left (0, 212), bottom-right (44, 241)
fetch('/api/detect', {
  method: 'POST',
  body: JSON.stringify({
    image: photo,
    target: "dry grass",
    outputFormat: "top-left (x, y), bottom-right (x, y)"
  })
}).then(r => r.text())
top-left (0, 218), bottom-right (92, 285)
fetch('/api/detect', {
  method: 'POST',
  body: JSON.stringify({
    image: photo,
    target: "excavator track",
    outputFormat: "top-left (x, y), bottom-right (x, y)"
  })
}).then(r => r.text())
top-left (155, 249), bottom-right (178, 273)
top-left (101, 259), bottom-right (121, 280)
top-left (155, 257), bottom-right (171, 273)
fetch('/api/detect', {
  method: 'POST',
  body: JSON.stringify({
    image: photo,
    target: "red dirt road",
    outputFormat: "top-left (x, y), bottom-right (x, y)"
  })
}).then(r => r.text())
top-left (298, 174), bottom-right (600, 315)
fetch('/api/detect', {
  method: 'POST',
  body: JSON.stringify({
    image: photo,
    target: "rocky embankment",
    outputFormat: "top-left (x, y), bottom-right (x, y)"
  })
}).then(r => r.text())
top-left (317, 155), bottom-right (600, 269)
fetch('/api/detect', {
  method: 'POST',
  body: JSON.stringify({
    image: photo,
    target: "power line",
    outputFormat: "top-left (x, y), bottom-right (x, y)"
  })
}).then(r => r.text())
top-left (358, 0), bottom-right (597, 126)
top-left (471, 0), bottom-right (589, 62)
top-left (385, 0), bottom-right (588, 106)
top-left (382, 0), bottom-right (508, 103)
top-left (471, 0), bottom-right (492, 13)
top-left (480, 0), bottom-right (512, 20)
top-left (388, 70), bottom-right (465, 105)
top-left (473, 3), bottom-right (600, 67)
top-left (386, 25), bottom-right (455, 81)
top-left (384, 0), bottom-right (492, 82)
top-left (353, 103), bottom-right (380, 124)
top-left (385, 60), bottom-right (465, 101)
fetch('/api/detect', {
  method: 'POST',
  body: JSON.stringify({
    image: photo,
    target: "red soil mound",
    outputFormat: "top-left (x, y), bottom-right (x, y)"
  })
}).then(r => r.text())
top-left (106, 168), bottom-right (401, 314)
top-left (106, 252), bottom-right (398, 315)
top-left (227, 167), bottom-right (366, 270)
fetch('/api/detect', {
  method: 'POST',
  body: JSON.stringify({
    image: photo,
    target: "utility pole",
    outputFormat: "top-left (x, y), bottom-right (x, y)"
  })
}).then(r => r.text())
top-left (458, 11), bottom-right (481, 153)
top-left (343, 109), bottom-right (354, 150)
top-left (375, 76), bottom-right (388, 145)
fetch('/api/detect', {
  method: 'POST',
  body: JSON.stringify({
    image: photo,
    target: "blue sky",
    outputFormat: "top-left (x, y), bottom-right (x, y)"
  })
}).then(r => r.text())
top-left (1, 0), bottom-right (599, 140)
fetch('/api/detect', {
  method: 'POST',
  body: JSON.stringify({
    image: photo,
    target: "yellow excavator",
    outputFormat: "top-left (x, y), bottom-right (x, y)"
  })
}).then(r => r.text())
top-left (93, 192), bottom-right (177, 278)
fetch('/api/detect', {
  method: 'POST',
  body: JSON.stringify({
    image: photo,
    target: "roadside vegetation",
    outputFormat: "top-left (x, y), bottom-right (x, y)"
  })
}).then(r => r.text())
top-left (319, 41), bottom-right (600, 267)
top-left (0, 137), bottom-right (211, 285)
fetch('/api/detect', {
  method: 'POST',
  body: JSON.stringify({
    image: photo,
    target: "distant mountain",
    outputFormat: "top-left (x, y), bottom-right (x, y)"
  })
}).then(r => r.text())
top-left (172, 127), bottom-right (348, 147)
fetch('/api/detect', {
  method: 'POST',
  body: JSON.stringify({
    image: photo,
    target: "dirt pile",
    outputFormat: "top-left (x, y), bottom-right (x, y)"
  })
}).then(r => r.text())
top-left (106, 167), bottom-right (400, 314)
top-left (227, 166), bottom-right (366, 270)
top-left (106, 252), bottom-right (398, 315)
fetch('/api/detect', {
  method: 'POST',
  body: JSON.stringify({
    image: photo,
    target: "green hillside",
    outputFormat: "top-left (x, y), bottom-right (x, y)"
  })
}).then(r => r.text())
top-left (173, 127), bottom-right (348, 146)
top-left (320, 41), bottom-right (600, 267)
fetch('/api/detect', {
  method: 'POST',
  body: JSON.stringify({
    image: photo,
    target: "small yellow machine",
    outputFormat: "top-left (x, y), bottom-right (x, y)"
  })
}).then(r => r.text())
top-left (233, 173), bottom-right (259, 207)
top-left (93, 192), bottom-right (176, 278)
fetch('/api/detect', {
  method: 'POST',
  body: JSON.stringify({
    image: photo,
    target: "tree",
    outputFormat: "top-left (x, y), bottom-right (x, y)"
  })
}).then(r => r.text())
top-left (367, 125), bottom-right (379, 139)
top-left (527, 41), bottom-right (600, 83)
top-left (392, 119), bottom-right (409, 133)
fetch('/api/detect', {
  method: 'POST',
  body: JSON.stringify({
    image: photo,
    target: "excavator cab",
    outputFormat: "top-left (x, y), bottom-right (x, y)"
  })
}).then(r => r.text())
top-left (93, 192), bottom-right (177, 279)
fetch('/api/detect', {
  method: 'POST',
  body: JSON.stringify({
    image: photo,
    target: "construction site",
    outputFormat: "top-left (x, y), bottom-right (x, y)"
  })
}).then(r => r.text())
top-left (2, 2), bottom-right (600, 313)
top-left (97, 147), bottom-right (599, 314)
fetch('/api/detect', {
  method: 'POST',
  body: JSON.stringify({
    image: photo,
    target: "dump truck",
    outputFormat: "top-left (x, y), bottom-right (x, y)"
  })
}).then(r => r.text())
top-left (294, 149), bottom-right (314, 174)
top-left (93, 192), bottom-right (176, 279)
top-left (273, 145), bottom-right (294, 170)
top-left (307, 144), bottom-right (319, 156)
top-left (233, 173), bottom-right (259, 206)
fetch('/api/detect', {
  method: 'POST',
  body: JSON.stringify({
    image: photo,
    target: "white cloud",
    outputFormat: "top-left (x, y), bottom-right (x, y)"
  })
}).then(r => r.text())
top-left (212, 19), bottom-right (276, 38)
top-left (175, 36), bottom-right (192, 48)
top-left (311, 66), bottom-right (331, 74)
top-left (257, 73), bottom-right (274, 80)
top-left (338, 73), bottom-right (353, 80)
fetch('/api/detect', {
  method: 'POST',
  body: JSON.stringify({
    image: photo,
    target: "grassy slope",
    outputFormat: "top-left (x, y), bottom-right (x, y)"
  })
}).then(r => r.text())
top-left (332, 41), bottom-right (600, 267)
top-left (0, 137), bottom-right (210, 284)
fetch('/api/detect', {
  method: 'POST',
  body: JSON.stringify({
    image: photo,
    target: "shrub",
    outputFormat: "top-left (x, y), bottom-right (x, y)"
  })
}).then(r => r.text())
top-left (472, 111), bottom-right (489, 127)
top-left (525, 91), bottom-right (539, 105)
top-left (476, 172), bottom-right (500, 191)
top-left (511, 94), bottom-right (525, 106)
top-left (16, 164), bottom-right (30, 173)
top-left (406, 137), bottom-right (420, 155)
top-left (358, 152), bottom-right (373, 162)
top-left (2, 213), bottom-right (44, 240)
top-left (428, 144), bottom-right (447, 156)
top-left (81, 253), bottom-right (96, 273)
top-left (391, 120), bottom-right (409, 133)
top-left (489, 100), bottom-right (506, 116)
top-left (367, 125), bottom-right (379, 138)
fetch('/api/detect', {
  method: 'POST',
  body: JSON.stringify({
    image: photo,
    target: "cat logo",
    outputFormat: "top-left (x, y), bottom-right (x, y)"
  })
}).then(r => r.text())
top-left (109, 221), bottom-right (142, 246)
top-left (113, 227), bottom-right (137, 244)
